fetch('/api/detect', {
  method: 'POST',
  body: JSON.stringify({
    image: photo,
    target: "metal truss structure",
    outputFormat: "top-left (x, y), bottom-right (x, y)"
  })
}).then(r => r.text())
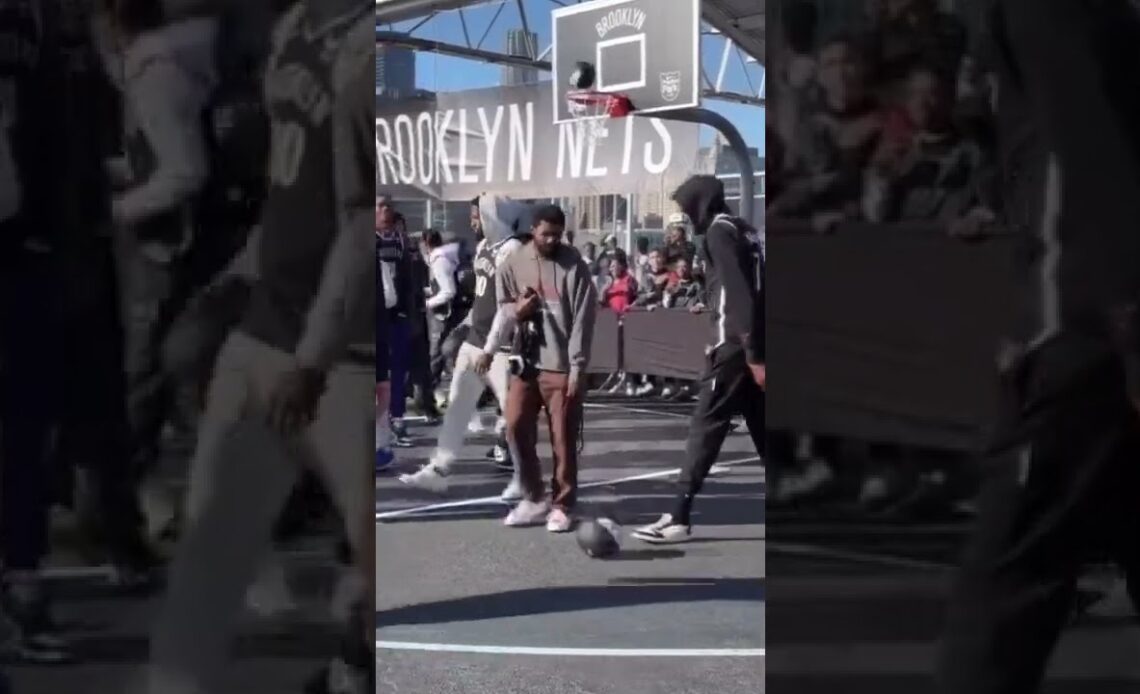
top-left (375, 0), bottom-right (765, 106)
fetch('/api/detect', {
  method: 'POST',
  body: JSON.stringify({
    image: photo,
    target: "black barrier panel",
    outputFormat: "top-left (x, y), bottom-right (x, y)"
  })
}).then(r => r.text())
top-left (587, 308), bottom-right (622, 373)
top-left (621, 308), bottom-right (709, 380)
top-left (766, 221), bottom-right (1019, 452)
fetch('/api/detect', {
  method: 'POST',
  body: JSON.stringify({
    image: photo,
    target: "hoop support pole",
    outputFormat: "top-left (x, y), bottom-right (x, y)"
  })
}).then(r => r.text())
top-left (636, 107), bottom-right (756, 223)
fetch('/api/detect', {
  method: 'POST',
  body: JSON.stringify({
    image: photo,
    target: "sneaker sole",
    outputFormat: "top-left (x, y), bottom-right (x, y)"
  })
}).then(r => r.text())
top-left (631, 530), bottom-right (692, 545)
top-left (504, 520), bottom-right (546, 528)
top-left (398, 477), bottom-right (448, 494)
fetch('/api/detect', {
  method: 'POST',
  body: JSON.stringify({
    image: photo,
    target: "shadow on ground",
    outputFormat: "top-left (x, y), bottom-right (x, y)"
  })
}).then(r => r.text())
top-left (377, 577), bottom-right (764, 627)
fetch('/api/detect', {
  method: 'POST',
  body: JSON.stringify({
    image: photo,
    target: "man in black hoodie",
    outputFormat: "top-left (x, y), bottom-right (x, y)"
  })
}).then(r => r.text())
top-left (938, 1), bottom-right (1140, 692)
top-left (632, 176), bottom-right (765, 544)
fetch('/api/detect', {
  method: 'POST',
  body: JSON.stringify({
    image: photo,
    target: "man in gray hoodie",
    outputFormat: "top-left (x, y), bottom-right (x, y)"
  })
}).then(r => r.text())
top-left (497, 204), bottom-right (597, 533)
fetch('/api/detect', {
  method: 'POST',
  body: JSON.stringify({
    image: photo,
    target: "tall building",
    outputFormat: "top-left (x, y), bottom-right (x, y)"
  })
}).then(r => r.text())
top-left (376, 45), bottom-right (416, 98)
top-left (501, 29), bottom-right (539, 86)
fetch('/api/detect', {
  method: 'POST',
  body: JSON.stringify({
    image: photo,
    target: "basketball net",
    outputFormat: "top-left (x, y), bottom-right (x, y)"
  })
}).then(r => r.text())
top-left (566, 91), bottom-right (633, 149)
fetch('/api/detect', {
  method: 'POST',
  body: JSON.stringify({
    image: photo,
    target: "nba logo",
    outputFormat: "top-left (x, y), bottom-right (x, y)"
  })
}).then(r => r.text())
top-left (659, 71), bottom-right (682, 102)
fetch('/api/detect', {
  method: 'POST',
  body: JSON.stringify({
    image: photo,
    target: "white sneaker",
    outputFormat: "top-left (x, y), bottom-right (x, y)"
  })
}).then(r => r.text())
top-left (398, 464), bottom-right (449, 493)
top-left (500, 479), bottom-right (524, 502)
top-left (545, 508), bottom-right (574, 533)
top-left (467, 414), bottom-right (493, 435)
top-left (631, 514), bottom-right (692, 544)
top-left (504, 499), bottom-right (550, 527)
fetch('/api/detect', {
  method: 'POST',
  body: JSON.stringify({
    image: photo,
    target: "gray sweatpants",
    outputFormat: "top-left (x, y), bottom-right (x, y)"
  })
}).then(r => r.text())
top-left (147, 331), bottom-right (372, 693)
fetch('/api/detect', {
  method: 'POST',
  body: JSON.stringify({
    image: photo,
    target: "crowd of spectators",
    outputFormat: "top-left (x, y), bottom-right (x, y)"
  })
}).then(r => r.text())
top-left (585, 215), bottom-right (708, 400)
top-left (768, 0), bottom-right (999, 239)
top-left (766, 0), bottom-right (998, 517)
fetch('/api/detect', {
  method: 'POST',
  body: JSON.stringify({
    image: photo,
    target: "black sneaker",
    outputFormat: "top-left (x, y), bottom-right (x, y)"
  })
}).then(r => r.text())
top-left (493, 447), bottom-right (513, 473)
top-left (486, 441), bottom-right (513, 473)
top-left (391, 420), bottom-right (414, 448)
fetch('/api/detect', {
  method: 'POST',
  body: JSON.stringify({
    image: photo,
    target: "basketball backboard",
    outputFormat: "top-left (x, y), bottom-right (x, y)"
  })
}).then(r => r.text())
top-left (552, 0), bottom-right (701, 124)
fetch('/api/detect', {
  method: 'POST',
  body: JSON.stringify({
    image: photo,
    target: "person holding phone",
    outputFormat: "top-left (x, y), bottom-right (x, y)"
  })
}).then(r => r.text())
top-left (496, 204), bottom-right (597, 533)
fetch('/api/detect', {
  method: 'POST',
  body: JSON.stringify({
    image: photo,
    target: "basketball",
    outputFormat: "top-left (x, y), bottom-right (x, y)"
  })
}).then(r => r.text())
top-left (568, 60), bottom-right (596, 89)
top-left (576, 517), bottom-right (622, 558)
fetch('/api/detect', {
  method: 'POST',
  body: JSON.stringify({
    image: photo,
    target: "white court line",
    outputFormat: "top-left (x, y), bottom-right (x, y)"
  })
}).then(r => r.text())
top-left (584, 402), bottom-right (692, 419)
top-left (376, 455), bottom-right (762, 521)
top-left (768, 541), bottom-right (953, 573)
top-left (376, 640), bottom-right (765, 658)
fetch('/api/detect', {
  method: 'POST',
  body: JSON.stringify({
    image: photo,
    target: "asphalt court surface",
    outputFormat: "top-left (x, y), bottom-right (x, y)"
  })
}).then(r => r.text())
top-left (5, 548), bottom-right (340, 694)
top-left (375, 400), bottom-right (765, 694)
top-left (766, 512), bottom-right (1140, 693)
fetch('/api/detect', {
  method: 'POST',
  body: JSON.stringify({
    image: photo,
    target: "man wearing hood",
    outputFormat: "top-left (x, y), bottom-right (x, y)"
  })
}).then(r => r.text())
top-left (400, 194), bottom-right (531, 499)
top-left (633, 176), bottom-right (765, 545)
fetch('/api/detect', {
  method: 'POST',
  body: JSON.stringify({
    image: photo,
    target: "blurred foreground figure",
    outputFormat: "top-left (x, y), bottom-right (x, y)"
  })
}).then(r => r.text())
top-left (939, 1), bottom-right (1140, 691)
top-left (146, 1), bottom-right (374, 692)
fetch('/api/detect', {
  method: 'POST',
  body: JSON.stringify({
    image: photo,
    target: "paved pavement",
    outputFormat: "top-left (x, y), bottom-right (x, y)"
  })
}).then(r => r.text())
top-left (4, 553), bottom-right (341, 694)
top-left (766, 510), bottom-right (1140, 693)
top-left (375, 398), bottom-right (766, 694)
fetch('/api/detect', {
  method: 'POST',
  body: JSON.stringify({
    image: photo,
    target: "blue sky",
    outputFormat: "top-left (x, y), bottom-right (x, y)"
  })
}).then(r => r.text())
top-left (389, 0), bottom-right (764, 152)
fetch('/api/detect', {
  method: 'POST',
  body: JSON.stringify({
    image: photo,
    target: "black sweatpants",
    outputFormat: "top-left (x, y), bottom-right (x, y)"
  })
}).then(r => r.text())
top-left (938, 342), bottom-right (1140, 694)
top-left (674, 343), bottom-right (764, 525)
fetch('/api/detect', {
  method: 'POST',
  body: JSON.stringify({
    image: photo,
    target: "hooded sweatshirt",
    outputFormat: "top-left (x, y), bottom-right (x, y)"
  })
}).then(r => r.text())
top-left (464, 194), bottom-right (532, 353)
top-left (672, 175), bottom-right (764, 365)
top-left (101, 16), bottom-right (219, 256)
top-left (425, 241), bottom-right (462, 311)
top-left (497, 239), bottom-right (597, 378)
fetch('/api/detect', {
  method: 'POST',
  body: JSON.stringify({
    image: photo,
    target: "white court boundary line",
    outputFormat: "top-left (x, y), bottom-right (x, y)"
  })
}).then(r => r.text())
top-left (376, 455), bottom-right (762, 521)
top-left (376, 640), bottom-right (764, 657)
top-left (584, 401), bottom-right (692, 419)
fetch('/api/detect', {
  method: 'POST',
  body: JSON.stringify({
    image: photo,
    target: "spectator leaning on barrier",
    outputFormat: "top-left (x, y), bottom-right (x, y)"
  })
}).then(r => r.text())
top-left (598, 250), bottom-right (639, 314)
top-left (863, 64), bottom-right (995, 229)
top-left (771, 34), bottom-right (883, 231)
top-left (663, 257), bottom-right (704, 310)
top-left (633, 250), bottom-right (670, 308)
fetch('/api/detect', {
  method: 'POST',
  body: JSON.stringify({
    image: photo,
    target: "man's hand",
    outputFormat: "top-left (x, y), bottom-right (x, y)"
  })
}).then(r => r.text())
top-left (474, 351), bottom-right (493, 375)
top-left (689, 303), bottom-right (706, 314)
top-left (515, 288), bottom-right (541, 320)
top-left (566, 371), bottom-right (583, 401)
top-left (267, 366), bottom-right (327, 436)
top-left (748, 362), bottom-right (766, 390)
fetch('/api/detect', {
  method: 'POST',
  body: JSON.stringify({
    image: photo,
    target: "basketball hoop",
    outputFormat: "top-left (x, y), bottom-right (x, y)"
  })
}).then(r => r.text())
top-left (565, 90), bottom-right (634, 145)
